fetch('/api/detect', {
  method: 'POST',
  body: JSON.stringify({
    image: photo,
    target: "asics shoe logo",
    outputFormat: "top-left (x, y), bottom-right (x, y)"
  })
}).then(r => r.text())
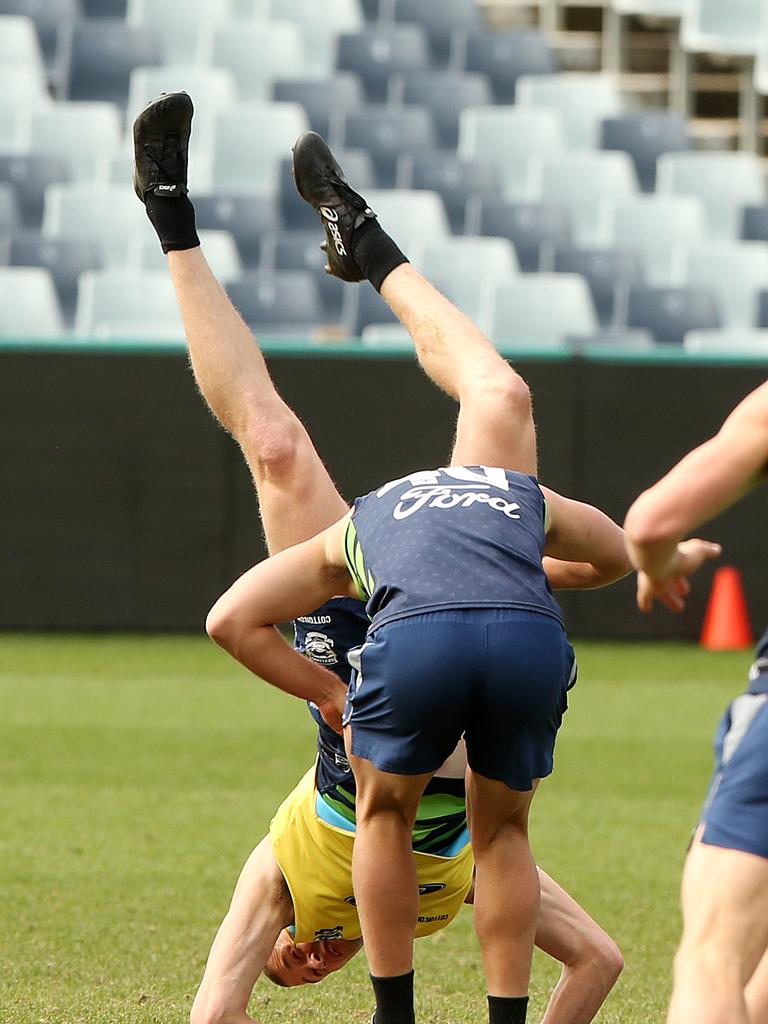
top-left (320, 206), bottom-right (347, 256)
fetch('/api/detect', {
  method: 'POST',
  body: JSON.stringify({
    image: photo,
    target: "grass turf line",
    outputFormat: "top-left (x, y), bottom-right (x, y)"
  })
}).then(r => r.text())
top-left (0, 634), bottom-right (751, 1023)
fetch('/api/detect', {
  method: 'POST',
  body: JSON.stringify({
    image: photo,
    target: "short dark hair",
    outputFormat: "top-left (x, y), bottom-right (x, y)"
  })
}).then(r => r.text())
top-left (262, 962), bottom-right (289, 987)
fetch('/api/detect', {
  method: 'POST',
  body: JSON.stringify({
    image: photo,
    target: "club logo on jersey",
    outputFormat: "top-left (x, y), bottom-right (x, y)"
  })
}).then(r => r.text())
top-left (304, 631), bottom-right (338, 665)
top-left (344, 883), bottom-right (445, 907)
top-left (314, 926), bottom-right (344, 940)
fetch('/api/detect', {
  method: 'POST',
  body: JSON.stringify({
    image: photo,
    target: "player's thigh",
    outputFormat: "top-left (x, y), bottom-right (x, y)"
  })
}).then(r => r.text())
top-left (746, 945), bottom-right (768, 1024)
top-left (450, 384), bottom-right (537, 476)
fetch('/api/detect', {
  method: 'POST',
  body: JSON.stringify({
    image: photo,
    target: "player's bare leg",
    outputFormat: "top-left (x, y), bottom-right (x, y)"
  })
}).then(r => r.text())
top-left (667, 838), bottom-right (768, 1024)
top-left (133, 95), bottom-right (347, 555)
top-left (466, 768), bottom-right (539, 1004)
top-left (746, 946), bottom-right (768, 1023)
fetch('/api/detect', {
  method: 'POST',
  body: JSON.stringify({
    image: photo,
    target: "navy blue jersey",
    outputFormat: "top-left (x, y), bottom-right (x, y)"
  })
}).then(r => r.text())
top-left (345, 466), bottom-right (562, 630)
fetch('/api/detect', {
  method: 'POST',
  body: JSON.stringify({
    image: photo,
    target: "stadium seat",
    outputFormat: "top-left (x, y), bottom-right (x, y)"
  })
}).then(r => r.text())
top-left (342, 282), bottom-right (399, 335)
top-left (127, 66), bottom-right (237, 157)
top-left (199, 21), bottom-right (306, 100)
top-left (755, 290), bottom-right (768, 328)
top-left (361, 323), bottom-right (413, 345)
top-left (672, 241), bottom-right (768, 328)
top-left (753, 4), bottom-right (768, 99)
top-left (363, 189), bottom-right (450, 248)
top-left (388, 71), bottom-right (492, 149)
top-left (618, 284), bottom-right (720, 343)
top-left (82, 0), bottom-right (126, 14)
top-left (0, 182), bottom-right (20, 231)
top-left (211, 102), bottom-right (309, 194)
top-left (0, 0), bottom-right (79, 73)
top-left (42, 183), bottom-right (149, 267)
top-left (0, 265), bottom-right (63, 336)
top-left (657, 152), bottom-right (766, 238)
top-left (57, 19), bottom-right (162, 106)
top-left (464, 197), bottom-right (572, 273)
top-left (564, 327), bottom-right (656, 351)
top-left (338, 107), bottom-right (437, 187)
top-left (75, 269), bottom-right (182, 336)
top-left (680, 0), bottom-right (764, 57)
top-left (336, 25), bottom-right (431, 103)
top-left (458, 106), bottom-right (565, 201)
top-left (0, 65), bottom-right (51, 153)
top-left (452, 28), bottom-right (556, 103)
top-left (0, 15), bottom-right (46, 82)
top-left (411, 236), bottom-right (518, 322)
top-left (517, 73), bottom-right (623, 150)
top-left (597, 195), bottom-right (708, 284)
top-left (195, 193), bottom-right (280, 269)
top-left (541, 245), bottom-right (644, 326)
top-left (225, 271), bottom-right (325, 334)
top-left (27, 103), bottom-right (122, 183)
top-left (131, 229), bottom-right (242, 280)
top-left (126, 0), bottom-right (235, 66)
top-left (360, 0), bottom-right (380, 17)
top-left (259, 230), bottom-right (345, 319)
top-left (385, 0), bottom-right (481, 65)
top-left (481, 274), bottom-right (597, 346)
top-left (4, 230), bottom-right (102, 325)
top-left (741, 204), bottom-right (768, 242)
top-left (279, 149), bottom-right (377, 230)
top-left (272, 74), bottom-right (365, 141)
top-left (600, 111), bottom-right (691, 192)
top-left (527, 152), bottom-right (638, 246)
top-left (268, 0), bottom-right (364, 76)
top-left (684, 328), bottom-right (768, 353)
top-left (0, 154), bottom-right (69, 226)
top-left (396, 151), bottom-right (500, 233)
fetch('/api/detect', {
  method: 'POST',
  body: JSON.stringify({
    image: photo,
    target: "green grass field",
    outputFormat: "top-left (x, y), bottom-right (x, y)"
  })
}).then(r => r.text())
top-left (0, 634), bottom-right (752, 1024)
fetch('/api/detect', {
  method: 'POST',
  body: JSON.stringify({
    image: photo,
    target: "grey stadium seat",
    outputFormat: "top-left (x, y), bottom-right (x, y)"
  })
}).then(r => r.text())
top-left (673, 241), bottom-right (768, 328)
top-left (273, 74), bottom-right (365, 141)
top-left (412, 236), bottom-right (518, 322)
top-left (338, 106), bottom-right (437, 187)
top-left (42, 183), bottom-right (149, 268)
top-left (396, 151), bottom-right (500, 233)
top-left (336, 25), bottom-right (431, 103)
top-left (618, 285), bottom-right (721, 343)
top-left (656, 152), bottom-right (766, 238)
top-left (0, 155), bottom-right (70, 226)
top-left (4, 230), bottom-right (102, 326)
top-left (0, 0), bottom-right (80, 72)
top-left (194, 193), bottom-right (279, 269)
top-left (126, 0), bottom-right (235, 66)
top-left (516, 73), bottom-right (623, 150)
top-left (481, 274), bottom-right (597, 346)
top-left (386, 0), bottom-right (481, 66)
top-left (600, 111), bottom-right (691, 192)
top-left (260, 230), bottom-right (345, 319)
top-left (342, 283), bottom-right (399, 335)
top-left (28, 103), bottom-right (121, 183)
top-left (199, 20), bottom-right (306, 100)
top-left (211, 102), bottom-right (309, 194)
top-left (452, 29), bottom-right (556, 103)
top-left (279, 149), bottom-right (377, 231)
top-left (464, 197), bottom-right (572, 273)
top-left (225, 271), bottom-right (326, 334)
top-left (542, 245), bottom-right (644, 327)
top-left (75, 269), bottom-right (183, 337)
top-left (741, 205), bottom-right (768, 242)
top-left (0, 183), bottom-right (20, 231)
top-left (0, 266), bottom-right (63, 336)
top-left (268, 0), bottom-right (364, 77)
top-left (684, 328), bottom-right (768, 354)
top-left (57, 19), bottom-right (162, 106)
top-left (755, 291), bottom-right (768, 328)
top-left (363, 188), bottom-right (450, 248)
top-left (388, 70), bottom-right (493, 149)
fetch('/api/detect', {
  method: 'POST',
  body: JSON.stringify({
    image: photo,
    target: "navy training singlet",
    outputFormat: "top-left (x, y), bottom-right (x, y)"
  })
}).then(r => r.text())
top-left (344, 466), bottom-right (562, 630)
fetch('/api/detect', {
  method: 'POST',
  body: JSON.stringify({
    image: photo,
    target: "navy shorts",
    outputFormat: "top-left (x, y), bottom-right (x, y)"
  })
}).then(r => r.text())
top-left (700, 689), bottom-right (768, 859)
top-left (343, 608), bottom-right (576, 792)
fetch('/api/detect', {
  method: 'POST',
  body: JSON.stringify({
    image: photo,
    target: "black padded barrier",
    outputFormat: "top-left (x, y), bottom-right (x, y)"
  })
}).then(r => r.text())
top-left (1, 344), bottom-right (765, 638)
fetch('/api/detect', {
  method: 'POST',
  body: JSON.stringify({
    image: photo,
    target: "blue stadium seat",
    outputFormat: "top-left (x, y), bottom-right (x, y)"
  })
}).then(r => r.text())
top-left (386, 0), bottom-right (480, 66)
top-left (741, 205), bottom-right (768, 242)
top-left (194, 194), bottom-right (279, 269)
top-left (226, 271), bottom-right (325, 333)
top-left (0, 155), bottom-right (69, 227)
top-left (338, 106), bottom-right (437, 187)
top-left (452, 29), bottom-right (556, 103)
top-left (388, 70), bottom-right (492, 149)
top-left (542, 245), bottom-right (644, 326)
top-left (4, 230), bottom-right (102, 326)
top-left (756, 291), bottom-right (768, 328)
top-left (618, 285), bottom-right (720, 343)
top-left (360, 0), bottom-right (379, 16)
top-left (272, 74), bottom-right (365, 141)
top-left (0, 183), bottom-right (20, 231)
top-left (260, 230), bottom-right (345, 320)
top-left (600, 111), bottom-right (691, 192)
top-left (465, 197), bottom-right (572, 272)
top-left (397, 151), bottom-right (500, 233)
top-left (336, 25), bottom-right (431, 102)
top-left (0, 0), bottom-right (80, 72)
top-left (279, 150), bottom-right (377, 230)
top-left (81, 0), bottom-right (126, 14)
top-left (57, 18), bottom-right (161, 105)
top-left (342, 282), bottom-right (399, 335)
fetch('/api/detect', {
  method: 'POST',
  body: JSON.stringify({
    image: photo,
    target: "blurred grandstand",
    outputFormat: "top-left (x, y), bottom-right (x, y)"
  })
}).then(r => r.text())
top-left (2, 0), bottom-right (768, 352)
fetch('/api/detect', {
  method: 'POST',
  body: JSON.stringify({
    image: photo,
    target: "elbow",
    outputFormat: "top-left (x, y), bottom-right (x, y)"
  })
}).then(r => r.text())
top-left (206, 598), bottom-right (246, 654)
top-left (624, 494), bottom-right (676, 550)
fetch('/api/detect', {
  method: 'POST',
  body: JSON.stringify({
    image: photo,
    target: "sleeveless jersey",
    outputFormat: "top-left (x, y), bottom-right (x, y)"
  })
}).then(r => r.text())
top-left (344, 466), bottom-right (562, 630)
top-left (293, 597), bottom-right (468, 854)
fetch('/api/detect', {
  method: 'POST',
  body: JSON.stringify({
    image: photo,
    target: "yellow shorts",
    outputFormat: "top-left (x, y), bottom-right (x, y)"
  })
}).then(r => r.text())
top-left (269, 766), bottom-right (473, 943)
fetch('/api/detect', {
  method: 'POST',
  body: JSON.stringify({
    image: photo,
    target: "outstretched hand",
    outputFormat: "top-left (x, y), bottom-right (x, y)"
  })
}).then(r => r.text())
top-left (636, 538), bottom-right (722, 613)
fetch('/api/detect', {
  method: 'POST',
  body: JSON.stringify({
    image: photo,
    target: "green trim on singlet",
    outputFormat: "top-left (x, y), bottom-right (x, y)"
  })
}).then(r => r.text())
top-left (543, 495), bottom-right (550, 532)
top-left (343, 519), bottom-right (375, 601)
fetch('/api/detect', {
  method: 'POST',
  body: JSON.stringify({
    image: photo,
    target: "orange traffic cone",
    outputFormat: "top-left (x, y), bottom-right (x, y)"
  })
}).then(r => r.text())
top-left (700, 567), bottom-right (753, 650)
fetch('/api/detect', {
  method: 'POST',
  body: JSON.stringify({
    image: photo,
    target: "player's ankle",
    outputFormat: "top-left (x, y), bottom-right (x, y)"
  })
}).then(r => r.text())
top-left (487, 994), bottom-right (529, 1024)
top-left (370, 970), bottom-right (415, 1024)
top-left (350, 220), bottom-right (408, 293)
top-left (144, 192), bottom-right (200, 253)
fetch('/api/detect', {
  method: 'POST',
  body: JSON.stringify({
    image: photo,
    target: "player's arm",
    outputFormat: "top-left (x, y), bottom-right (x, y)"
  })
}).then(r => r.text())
top-left (206, 516), bottom-right (355, 730)
top-left (624, 381), bottom-right (768, 611)
top-left (540, 488), bottom-right (631, 588)
top-left (191, 837), bottom-right (293, 1024)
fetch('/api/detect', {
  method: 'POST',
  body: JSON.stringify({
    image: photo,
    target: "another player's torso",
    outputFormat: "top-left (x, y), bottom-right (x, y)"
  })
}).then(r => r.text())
top-left (345, 465), bottom-right (562, 630)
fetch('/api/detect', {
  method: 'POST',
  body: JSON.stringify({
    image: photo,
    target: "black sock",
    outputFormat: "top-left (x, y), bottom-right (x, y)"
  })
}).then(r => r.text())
top-left (351, 219), bottom-right (408, 293)
top-left (488, 995), bottom-right (529, 1024)
top-left (370, 970), bottom-right (415, 1024)
top-left (144, 192), bottom-right (200, 253)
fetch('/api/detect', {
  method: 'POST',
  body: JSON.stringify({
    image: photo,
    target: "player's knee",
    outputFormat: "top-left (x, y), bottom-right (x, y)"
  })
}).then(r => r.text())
top-left (472, 369), bottom-right (532, 423)
top-left (189, 993), bottom-right (234, 1024)
top-left (588, 932), bottom-right (624, 988)
top-left (244, 414), bottom-right (304, 483)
